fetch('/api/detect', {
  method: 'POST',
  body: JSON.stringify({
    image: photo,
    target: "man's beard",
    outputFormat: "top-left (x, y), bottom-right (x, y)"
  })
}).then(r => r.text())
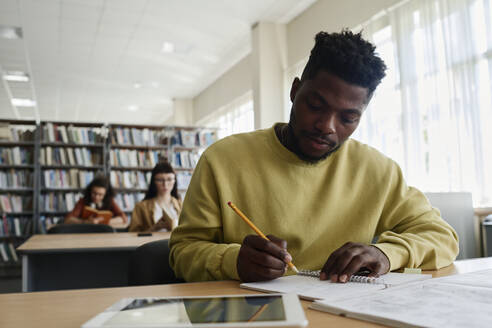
top-left (285, 111), bottom-right (341, 164)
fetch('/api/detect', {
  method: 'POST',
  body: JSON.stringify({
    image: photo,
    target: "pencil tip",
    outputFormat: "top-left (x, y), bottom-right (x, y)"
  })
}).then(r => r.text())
top-left (292, 266), bottom-right (299, 274)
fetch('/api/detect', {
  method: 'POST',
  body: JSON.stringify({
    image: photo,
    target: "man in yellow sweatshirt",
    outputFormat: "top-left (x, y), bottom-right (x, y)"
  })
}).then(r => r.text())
top-left (170, 30), bottom-right (458, 283)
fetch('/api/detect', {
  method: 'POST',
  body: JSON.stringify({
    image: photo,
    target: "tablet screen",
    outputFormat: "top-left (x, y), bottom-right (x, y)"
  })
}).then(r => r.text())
top-left (103, 295), bottom-right (285, 326)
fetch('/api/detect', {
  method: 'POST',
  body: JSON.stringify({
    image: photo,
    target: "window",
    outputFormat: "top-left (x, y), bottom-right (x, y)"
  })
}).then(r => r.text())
top-left (285, 0), bottom-right (492, 206)
top-left (198, 92), bottom-right (254, 140)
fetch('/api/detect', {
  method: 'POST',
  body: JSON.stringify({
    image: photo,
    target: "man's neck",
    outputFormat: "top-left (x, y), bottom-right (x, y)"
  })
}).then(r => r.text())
top-left (274, 123), bottom-right (296, 153)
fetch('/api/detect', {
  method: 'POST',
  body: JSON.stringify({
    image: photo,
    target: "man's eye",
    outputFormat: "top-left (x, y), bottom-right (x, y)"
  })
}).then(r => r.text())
top-left (342, 116), bottom-right (358, 123)
top-left (307, 101), bottom-right (322, 110)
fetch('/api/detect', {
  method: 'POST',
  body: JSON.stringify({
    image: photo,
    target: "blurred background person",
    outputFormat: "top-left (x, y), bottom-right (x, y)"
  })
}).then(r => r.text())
top-left (129, 162), bottom-right (182, 232)
top-left (65, 175), bottom-right (127, 225)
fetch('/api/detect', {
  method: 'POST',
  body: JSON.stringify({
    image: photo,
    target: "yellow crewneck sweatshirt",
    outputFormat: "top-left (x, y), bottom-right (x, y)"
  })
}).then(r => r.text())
top-left (169, 124), bottom-right (458, 282)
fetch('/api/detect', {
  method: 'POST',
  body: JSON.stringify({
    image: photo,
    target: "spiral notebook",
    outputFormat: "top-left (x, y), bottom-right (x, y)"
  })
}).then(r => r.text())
top-left (240, 270), bottom-right (432, 302)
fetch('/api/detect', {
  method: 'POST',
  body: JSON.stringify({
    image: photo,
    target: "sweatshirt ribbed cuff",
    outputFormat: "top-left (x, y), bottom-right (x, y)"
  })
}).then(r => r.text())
top-left (372, 242), bottom-right (410, 271)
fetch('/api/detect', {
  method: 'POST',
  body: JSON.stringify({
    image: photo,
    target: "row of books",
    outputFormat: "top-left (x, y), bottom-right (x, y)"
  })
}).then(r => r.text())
top-left (0, 195), bottom-right (33, 213)
top-left (0, 124), bottom-right (35, 142)
top-left (171, 129), bottom-right (217, 147)
top-left (38, 216), bottom-right (63, 234)
top-left (43, 123), bottom-right (104, 144)
top-left (115, 192), bottom-right (145, 211)
top-left (0, 243), bottom-right (19, 263)
top-left (110, 171), bottom-right (151, 189)
top-left (0, 169), bottom-right (33, 188)
top-left (0, 216), bottom-right (32, 237)
top-left (172, 150), bottom-right (200, 169)
top-left (40, 147), bottom-right (103, 166)
top-left (41, 192), bottom-right (82, 212)
top-left (110, 127), bottom-right (169, 146)
top-left (41, 169), bottom-right (97, 189)
top-left (176, 171), bottom-right (193, 190)
top-left (109, 149), bottom-right (166, 168)
top-left (0, 147), bottom-right (33, 165)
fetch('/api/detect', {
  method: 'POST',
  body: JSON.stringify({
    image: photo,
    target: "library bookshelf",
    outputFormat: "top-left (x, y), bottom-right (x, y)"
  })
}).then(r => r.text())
top-left (0, 119), bottom-right (38, 278)
top-left (0, 119), bottom-right (217, 278)
top-left (38, 121), bottom-right (107, 230)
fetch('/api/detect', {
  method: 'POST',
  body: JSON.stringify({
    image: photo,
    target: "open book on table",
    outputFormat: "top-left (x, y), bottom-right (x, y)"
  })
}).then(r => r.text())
top-left (81, 206), bottom-right (113, 225)
top-left (309, 269), bottom-right (492, 328)
top-left (240, 271), bottom-right (432, 302)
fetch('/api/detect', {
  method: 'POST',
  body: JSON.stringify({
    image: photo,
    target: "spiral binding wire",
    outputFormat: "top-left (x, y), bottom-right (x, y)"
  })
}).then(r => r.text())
top-left (297, 269), bottom-right (386, 285)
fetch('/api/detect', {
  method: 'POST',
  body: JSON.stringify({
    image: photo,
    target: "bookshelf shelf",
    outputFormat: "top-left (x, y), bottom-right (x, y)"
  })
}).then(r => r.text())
top-left (0, 141), bottom-right (35, 147)
top-left (0, 165), bottom-right (35, 169)
top-left (110, 166), bottom-right (154, 171)
top-left (110, 144), bottom-right (169, 150)
top-left (114, 188), bottom-right (147, 192)
top-left (39, 211), bottom-right (68, 215)
top-left (41, 188), bottom-right (83, 192)
top-left (41, 142), bottom-right (104, 148)
top-left (0, 188), bottom-right (34, 193)
top-left (41, 165), bottom-right (104, 170)
top-left (2, 212), bottom-right (33, 216)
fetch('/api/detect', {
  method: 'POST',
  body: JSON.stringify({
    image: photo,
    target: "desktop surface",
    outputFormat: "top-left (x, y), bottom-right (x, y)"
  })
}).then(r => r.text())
top-left (1, 258), bottom-right (491, 328)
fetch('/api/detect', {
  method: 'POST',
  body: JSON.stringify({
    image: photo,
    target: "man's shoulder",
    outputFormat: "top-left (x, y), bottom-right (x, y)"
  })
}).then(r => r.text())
top-left (345, 139), bottom-right (398, 167)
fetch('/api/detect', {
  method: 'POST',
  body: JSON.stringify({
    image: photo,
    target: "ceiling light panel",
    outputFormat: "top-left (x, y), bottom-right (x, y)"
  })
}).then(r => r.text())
top-left (3, 71), bottom-right (30, 82)
top-left (0, 25), bottom-right (23, 39)
top-left (11, 98), bottom-right (36, 107)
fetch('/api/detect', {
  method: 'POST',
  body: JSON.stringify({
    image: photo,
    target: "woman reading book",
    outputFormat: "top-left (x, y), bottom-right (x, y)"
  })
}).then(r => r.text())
top-left (65, 175), bottom-right (127, 225)
top-left (129, 162), bottom-right (182, 232)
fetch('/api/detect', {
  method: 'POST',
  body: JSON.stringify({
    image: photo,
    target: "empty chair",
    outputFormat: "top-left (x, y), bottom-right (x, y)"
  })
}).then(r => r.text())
top-left (128, 239), bottom-right (182, 286)
top-left (425, 192), bottom-right (477, 259)
top-left (47, 223), bottom-right (115, 234)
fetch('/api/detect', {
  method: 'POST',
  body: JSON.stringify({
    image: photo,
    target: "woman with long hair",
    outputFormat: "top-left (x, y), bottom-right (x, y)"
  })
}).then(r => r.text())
top-left (129, 162), bottom-right (182, 232)
top-left (65, 175), bottom-right (127, 225)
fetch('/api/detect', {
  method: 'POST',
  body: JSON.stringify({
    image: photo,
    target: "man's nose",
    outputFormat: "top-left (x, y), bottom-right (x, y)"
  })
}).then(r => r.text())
top-left (315, 113), bottom-right (336, 134)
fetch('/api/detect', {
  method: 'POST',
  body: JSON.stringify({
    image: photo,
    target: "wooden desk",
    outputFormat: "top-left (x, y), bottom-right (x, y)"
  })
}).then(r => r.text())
top-left (1, 257), bottom-right (491, 327)
top-left (17, 232), bottom-right (171, 292)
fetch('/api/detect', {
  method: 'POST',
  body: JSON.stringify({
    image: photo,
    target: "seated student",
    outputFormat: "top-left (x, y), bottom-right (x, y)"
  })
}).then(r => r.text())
top-left (169, 30), bottom-right (459, 283)
top-left (65, 175), bottom-right (127, 225)
top-left (129, 162), bottom-right (182, 232)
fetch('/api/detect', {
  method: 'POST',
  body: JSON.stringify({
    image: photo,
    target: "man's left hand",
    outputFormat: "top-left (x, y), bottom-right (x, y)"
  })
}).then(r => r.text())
top-left (320, 242), bottom-right (390, 282)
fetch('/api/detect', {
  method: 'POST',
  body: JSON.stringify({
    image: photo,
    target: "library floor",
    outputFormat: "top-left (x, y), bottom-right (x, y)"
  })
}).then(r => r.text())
top-left (0, 277), bottom-right (21, 293)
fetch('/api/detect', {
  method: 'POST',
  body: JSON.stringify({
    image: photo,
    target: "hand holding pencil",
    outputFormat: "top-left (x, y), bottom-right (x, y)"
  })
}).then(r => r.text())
top-left (228, 201), bottom-right (299, 282)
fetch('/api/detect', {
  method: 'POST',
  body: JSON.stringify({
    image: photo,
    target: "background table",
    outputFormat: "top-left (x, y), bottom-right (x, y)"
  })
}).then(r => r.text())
top-left (17, 232), bottom-right (171, 292)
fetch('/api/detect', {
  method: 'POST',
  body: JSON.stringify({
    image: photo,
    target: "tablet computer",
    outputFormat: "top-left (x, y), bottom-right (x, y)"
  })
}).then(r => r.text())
top-left (82, 293), bottom-right (307, 328)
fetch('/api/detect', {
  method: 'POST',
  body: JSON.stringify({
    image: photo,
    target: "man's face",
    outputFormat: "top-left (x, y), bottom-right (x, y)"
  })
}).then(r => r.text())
top-left (288, 71), bottom-right (369, 162)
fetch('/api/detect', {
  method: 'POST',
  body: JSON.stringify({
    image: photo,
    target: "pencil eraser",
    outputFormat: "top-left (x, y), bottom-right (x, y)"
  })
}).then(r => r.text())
top-left (403, 268), bottom-right (422, 274)
top-left (227, 201), bottom-right (231, 206)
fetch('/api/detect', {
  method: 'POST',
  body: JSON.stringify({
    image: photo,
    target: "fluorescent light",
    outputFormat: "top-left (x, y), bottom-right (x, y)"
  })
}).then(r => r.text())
top-left (128, 105), bottom-right (139, 111)
top-left (150, 81), bottom-right (160, 88)
top-left (161, 41), bottom-right (175, 53)
top-left (133, 82), bottom-right (142, 89)
top-left (0, 25), bottom-right (22, 39)
top-left (11, 98), bottom-right (36, 107)
top-left (3, 71), bottom-right (30, 82)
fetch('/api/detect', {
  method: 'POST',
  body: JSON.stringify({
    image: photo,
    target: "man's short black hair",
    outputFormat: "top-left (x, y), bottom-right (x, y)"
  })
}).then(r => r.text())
top-left (301, 29), bottom-right (387, 98)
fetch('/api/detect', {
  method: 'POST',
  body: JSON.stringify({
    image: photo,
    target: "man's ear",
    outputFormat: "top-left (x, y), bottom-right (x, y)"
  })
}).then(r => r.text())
top-left (290, 77), bottom-right (301, 102)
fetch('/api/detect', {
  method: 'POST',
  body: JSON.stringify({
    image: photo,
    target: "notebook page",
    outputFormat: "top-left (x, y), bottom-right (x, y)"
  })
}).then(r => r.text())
top-left (311, 279), bottom-right (492, 328)
top-left (240, 272), bottom-right (432, 301)
top-left (241, 275), bottom-right (385, 301)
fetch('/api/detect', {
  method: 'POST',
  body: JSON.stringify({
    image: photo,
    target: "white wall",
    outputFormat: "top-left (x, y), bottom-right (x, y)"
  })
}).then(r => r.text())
top-left (192, 0), bottom-right (401, 125)
top-left (287, 0), bottom-right (400, 67)
top-left (193, 55), bottom-right (252, 124)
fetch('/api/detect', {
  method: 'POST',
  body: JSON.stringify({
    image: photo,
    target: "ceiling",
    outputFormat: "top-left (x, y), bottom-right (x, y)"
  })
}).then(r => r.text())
top-left (0, 0), bottom-right (316, 125)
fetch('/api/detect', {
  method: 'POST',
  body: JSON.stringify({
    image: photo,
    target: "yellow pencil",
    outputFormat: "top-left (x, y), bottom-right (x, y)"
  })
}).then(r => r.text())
top-left (227, 201), bottom-right (299, 274)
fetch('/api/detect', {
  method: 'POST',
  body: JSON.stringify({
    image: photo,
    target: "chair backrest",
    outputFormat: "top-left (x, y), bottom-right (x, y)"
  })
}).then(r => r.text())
top-left (128, 239), bottom-right (182, 286)
top-left (47, 223), bottom-right (115, 234)
top-left (424, 192), bottom-right (477, 259)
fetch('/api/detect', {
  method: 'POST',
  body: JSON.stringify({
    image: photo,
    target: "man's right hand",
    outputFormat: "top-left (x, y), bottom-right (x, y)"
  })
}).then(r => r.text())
top-left (237, 234), bottom-right (292, 282)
